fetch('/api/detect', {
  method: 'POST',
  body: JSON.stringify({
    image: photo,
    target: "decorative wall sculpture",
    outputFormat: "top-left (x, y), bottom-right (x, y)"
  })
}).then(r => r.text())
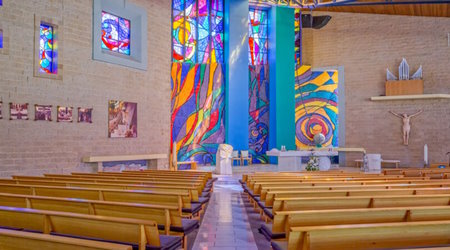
top-left (35, 104), bottom-right (52, 121)
top-left (295, 65), bottom-right (338, 148)
top-left (389, 110), bottom-right (422, 146)
top-left (10, 103), bottom-right (29, 120)
top-left (170, 62), bottom-right (225, 165)
top-left (249, 65), bottom-right (270, 163)
top-left (108, 101), bottom-right (137, 138)
top-left (57, 106), bottom-right (73, 122)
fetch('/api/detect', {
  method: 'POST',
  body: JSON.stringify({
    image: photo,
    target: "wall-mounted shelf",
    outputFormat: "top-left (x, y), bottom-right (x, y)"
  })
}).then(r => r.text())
top-left (370, 94), bottom-right (450, 101)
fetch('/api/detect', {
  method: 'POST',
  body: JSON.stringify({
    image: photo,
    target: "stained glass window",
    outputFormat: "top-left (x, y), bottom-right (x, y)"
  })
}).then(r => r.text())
top-left (295, 9), bottom-right (302, 65)
top-left (39, 24), bottom-right (57, 74)
top-left (0, 29), bottom-right (3, 49)
top-left (248, 9), bottom-right (268, 66)
top-left (101, 11), bottom-right (130, 55)
top-left (172, 0), bottom-right (224, 64)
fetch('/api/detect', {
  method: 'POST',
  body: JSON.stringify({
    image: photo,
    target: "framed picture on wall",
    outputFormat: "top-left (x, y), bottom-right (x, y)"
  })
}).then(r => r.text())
top-left (108, 100), bottom-right (137, 138)
top-left (57, 106), bottom-right (73, 122)
top-left (78, 107), bottom-right (93, 123)
top-left (10, 103), bottom-right (29, 120)
top-left (34, 104), bottom-right (52, 121)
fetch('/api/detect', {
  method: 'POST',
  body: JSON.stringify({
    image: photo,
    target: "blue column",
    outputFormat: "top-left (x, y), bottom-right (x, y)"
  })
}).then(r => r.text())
top-left (269, 6), bottom-right (296, 153)
top-left (224, 0), bottom-right (249, 151)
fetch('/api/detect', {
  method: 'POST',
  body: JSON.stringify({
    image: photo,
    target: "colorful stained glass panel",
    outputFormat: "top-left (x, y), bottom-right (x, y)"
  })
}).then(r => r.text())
top-left (39, 24), bottom-right (56, 74)
top-left (295, 9), bottom-right (302, 65)
top-left (101, 11), bottom-right (130, 55)
top-left (172, 0), bottom-right (223, 64)
top-left (248, 9), bottom-right (268, 65)
top-left (0, 29), bottom-right (3, 49)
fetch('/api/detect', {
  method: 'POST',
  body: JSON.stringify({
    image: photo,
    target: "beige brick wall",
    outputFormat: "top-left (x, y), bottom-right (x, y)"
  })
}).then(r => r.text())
top-left (303, 11), bottom-right (450, 167)
top-left (0, 0), bottom-right (171, 176)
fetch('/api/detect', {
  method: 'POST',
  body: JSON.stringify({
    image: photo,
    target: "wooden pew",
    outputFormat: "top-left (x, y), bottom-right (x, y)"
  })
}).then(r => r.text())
top-left (269, 206), bottom-right (450, 239)
top-left (125, 169), bottom-right (213, 179)
top-left (71, 172), bottom-right (208, 184)
top-left (43, 174), bottom-right (206, 186)
top-left (0, 206), bottom-right (182, 250)
top-left (0, 192), bottom-right (197, 248)
top-left (273, 220), bottom-right (450, 250)
top-left (0, 228), bottom-right (132, 250)
top-left (259, 182), bottom-right (450, 201)
top-left (0, 183), bottom-right (200, 216)
top-left (250, 179), bottom-right (450, 196)
top-left (40, 174), bottom-right (210, 193)
top-left (11, 176), bottom-right (206, 198)
top-left (264, 187), bottom-right (450, 207)
top-left (271, 194), bottom-right (450, 214)
top-left (0, 178), bottom-right (203, 202)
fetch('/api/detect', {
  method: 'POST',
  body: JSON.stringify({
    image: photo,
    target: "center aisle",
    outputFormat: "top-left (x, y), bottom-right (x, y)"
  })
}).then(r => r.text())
top-left (192, 175), bottom-right (259, 250)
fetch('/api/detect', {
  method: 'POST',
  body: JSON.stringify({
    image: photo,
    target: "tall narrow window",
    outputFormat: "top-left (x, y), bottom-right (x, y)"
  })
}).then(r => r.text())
top-left (39, 23), bottom-right (56, 74)
top-left (0, 29), bottom-right (3, 49)
top-left (248, 9), bottom-right (268, 66)
top-left (172, 0), bottom-right (224, 64)
top-left (294, 9), bottom-right (302, 65)
top-left (101, 11), bottom-right (130, 55)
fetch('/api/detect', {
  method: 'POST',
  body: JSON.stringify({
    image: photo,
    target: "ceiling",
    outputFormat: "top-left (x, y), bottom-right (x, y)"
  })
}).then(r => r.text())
top-left (249, 0), bottom-right (450, 17)
top-left (311, 3), bottom-right (450, 17)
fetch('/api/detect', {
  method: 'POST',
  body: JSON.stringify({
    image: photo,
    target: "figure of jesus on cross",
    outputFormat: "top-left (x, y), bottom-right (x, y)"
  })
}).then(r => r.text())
top-left (389, 110), bottom-right (422, 146)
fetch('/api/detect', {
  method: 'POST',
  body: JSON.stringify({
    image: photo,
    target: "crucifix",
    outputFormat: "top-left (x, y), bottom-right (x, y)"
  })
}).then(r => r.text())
top-left (389, 110), bottom-right (422, 146)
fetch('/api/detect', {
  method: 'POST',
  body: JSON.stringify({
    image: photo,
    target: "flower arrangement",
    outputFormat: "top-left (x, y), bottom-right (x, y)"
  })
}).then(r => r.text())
top-left (306, 155), bottom-right (319, 171)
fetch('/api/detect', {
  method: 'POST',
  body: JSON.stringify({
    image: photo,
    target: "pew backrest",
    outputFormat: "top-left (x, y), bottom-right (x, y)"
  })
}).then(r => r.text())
top-left (0, 228), bottom-right (133, 250)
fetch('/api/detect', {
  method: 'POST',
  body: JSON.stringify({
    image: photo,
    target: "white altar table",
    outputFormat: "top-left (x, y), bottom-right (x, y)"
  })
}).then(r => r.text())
top-left (266, 149), bottom-right (338, 171)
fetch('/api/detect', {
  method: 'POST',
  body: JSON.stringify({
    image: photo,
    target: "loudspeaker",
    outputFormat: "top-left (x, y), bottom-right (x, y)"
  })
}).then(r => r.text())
top-left (301, 14), bottom-right (331, 29)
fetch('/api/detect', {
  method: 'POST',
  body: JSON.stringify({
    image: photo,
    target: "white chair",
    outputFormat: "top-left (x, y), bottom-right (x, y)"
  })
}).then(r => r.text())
top-left (231, 150), bottom-right (240, 166)
top-left (241, 150), bottom-right (252, 166)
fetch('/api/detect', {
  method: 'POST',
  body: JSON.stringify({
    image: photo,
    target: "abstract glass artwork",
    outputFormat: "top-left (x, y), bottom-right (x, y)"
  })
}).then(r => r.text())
top-left (57, 106), bottom-right (73, 122)
top-left (39, 24), bottom-right (57, 74)
top-left (108, 101), bottom-right (137, 138)
top-left (0, 0), bottom-right (2, 6)
top-left (170, 62), bottom-right (225, 164)
top-left (10, 103), bottom-right (29, 120)
top-left (101, 11), bottom-right (130, 55)
top-left (35, 105), bottom-right (52, 121)
top-left (249, 65), bottom-right (269, 163)
top-left (248, 9), bottom-right (268, 66)
top-left (295, 66), bottom-right (338, 148)
top-left (295, 9), bottom-right (302, 65)
top-left (172, 0), bottom-right (224, 64)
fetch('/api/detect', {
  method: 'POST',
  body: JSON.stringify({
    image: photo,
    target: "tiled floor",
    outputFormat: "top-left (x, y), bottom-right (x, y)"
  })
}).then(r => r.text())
top-left (192, 176), bottom-right (260, 250)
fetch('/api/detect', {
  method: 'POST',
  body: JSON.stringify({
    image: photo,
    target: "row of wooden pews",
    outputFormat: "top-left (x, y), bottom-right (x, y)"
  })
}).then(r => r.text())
top-left (0, 169), bottom-right (216, 250)
top-left (240, 170), bottom-right (450, 250)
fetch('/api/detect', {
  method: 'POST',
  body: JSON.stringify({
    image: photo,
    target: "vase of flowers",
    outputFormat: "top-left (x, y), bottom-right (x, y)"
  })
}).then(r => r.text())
top-left (306, 155), bottom-right (319, 171)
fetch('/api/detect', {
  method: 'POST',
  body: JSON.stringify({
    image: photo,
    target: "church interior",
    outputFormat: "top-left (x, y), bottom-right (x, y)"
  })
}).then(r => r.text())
top-left (0, 0), bottom-right (450, 249)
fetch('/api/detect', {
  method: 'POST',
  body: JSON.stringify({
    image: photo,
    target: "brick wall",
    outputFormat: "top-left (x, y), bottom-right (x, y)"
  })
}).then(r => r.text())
top-left (303, 11), bottom-right (450, 167)
top-left (0, 0), bottom-right (171, 176)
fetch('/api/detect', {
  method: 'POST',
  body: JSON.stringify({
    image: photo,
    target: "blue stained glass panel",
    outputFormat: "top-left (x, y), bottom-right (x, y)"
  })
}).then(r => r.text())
top-left (0, 30), bottom-right (3, 49)
top-left (39, 24), bottom-right (56, 74)
top-left (248, 9), bottom-right (268, 65)
top-left (101, 11), bottom-right (130, 55)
